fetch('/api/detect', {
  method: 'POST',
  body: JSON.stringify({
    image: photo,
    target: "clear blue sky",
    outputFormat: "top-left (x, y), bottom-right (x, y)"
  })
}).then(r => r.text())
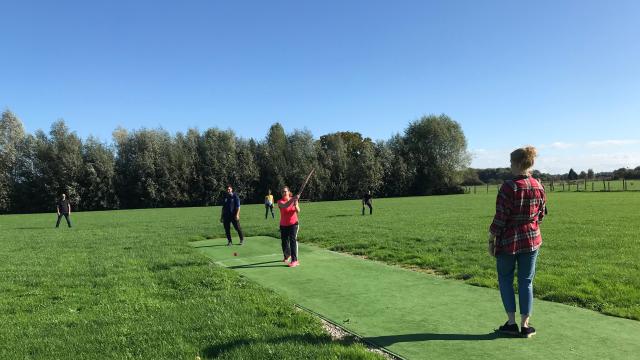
top-left (2, 0), bottom-right (639, 173)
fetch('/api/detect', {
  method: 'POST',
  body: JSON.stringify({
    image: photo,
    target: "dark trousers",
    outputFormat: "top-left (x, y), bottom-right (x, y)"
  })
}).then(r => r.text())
top-left (223, 217), bottom-right (244, 243)
top-left (56, 213), bottom-right (72, 228)
top-left (362, 201), bottom-right (372, 215)
top-left (280, 224), bottom-right (299, 261)
top-left (265, 203), bottom-right (274, 219)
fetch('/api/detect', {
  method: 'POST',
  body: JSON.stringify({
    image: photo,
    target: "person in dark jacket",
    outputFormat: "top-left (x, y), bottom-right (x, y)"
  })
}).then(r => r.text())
top-left (56, 193), bottom-right (72, 228)
top-left (220, 185), bottom-right (244, 245)
top-left (362, 190), bottom-right (373, 215)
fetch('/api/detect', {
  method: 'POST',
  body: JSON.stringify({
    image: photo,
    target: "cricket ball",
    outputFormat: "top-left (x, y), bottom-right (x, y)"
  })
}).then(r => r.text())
top-left (233, 252), bottom-right (238, 256)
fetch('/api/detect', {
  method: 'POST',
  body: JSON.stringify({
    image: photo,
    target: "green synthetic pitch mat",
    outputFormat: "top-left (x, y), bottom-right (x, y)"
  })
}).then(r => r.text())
top-left (192, 236), bottom-right (640, 360)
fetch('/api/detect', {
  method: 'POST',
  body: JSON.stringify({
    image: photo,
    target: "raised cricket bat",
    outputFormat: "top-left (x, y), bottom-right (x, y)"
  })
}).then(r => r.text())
top-left (296, 168), bottom-right (315, 198)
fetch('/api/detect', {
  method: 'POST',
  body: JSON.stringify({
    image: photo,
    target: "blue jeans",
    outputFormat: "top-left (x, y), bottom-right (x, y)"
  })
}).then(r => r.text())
top-left (496, 249), bottom-right (539, 315)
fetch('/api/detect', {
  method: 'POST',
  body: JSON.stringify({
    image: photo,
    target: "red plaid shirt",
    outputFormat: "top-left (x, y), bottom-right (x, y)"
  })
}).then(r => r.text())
top-left (489, 176), bottom-right (547, 255)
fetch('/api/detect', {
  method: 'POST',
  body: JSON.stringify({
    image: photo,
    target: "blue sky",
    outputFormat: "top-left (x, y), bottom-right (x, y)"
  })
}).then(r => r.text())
top-left (1, 0), bottom-right (639, 173)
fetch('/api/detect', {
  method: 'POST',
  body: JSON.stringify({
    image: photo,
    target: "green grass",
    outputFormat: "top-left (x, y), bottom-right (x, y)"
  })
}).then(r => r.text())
top-left (1, 191), bottom-right (638, 358)
top-left (243, 192), bottom-right (640, 320)
top-left (0, 210), bottom-right (382, 359)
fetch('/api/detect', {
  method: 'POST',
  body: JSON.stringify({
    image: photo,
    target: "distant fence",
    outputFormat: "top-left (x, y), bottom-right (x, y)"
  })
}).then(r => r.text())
top-left (464, 179), bottom-right (640, 194)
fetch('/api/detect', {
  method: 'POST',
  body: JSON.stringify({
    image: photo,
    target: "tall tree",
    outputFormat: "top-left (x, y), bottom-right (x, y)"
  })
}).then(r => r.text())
top-left (0, 110), bottom-right (26, 212)
top-left (198, 128), bottom-right (237, 206)
top-left (568, 168), bottom-right (579, 180)
top-left (173, 129), bottom-right (202, 206)
top-left (79, 137), bottom-right (117, 210)
top-left (49, 120), bottom-right (84, 206)
top-left (318, 133), bottom-right (349, 199)
top-left (403, 114), bottom-right (470, 195)
top-left (114, 128), bottom-right (174, 208)
top-left (378, 135), bottom-right (413, 197)
top-left (286, 129), bottom-right (319, 197)
top-left (260, 123), bottom-right (289, 194)
top-left (232, 138), bottom-right (259, 202)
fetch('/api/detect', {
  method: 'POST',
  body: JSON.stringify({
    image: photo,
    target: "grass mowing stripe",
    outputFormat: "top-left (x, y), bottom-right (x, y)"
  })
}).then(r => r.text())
top-left (194, 236), bottom-right (640, 360)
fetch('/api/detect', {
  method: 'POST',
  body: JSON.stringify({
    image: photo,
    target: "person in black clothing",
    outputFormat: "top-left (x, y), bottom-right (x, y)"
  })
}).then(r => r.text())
top-left (220, 185), bottom-right (244, 245)
top-left (362, 190), bottom-right (373, 215)
top-left (56, 194), bottom-right (72, 228)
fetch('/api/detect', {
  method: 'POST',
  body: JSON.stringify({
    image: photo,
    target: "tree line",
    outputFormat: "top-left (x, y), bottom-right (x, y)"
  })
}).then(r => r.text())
top-left (0, 110), bottom-right (470, 213)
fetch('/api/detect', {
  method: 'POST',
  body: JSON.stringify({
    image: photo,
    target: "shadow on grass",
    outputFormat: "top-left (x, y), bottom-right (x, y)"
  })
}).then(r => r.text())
top-left (149, 260), bottom-right (206, 272)
top-left (192, 244), bottom-right (228, 248)
top-left (201, 332), bottom-right (507, 358)
top-left (228, 260), bottom-right (287, 269)
top-left (202, 333), bottom-right (346, 358)
top-left (326, 214), bottom-right (357, 218)
top-left (14, 227), bottom-right (52, 230)
top-left (364, 331), bottom-right (505, 346)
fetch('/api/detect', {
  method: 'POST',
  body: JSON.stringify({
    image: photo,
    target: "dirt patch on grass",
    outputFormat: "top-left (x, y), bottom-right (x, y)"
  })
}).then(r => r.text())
top-left (320, 319), bottom-right (401, 360)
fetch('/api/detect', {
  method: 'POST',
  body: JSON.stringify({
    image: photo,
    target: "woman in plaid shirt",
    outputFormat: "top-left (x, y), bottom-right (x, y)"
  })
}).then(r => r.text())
top-left (489, 146), bottom-right (546, 338)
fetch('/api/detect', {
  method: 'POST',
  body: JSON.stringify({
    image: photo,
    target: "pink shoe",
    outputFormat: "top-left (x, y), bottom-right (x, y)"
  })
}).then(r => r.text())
top-left (282, 256), bottom-right (291, 263)
top-left (288, 261), bottom-right (299, 267)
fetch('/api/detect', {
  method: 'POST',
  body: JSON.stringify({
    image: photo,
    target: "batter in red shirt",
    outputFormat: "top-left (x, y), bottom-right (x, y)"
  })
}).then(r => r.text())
top-left (278, 186), bottom-right (301, 267)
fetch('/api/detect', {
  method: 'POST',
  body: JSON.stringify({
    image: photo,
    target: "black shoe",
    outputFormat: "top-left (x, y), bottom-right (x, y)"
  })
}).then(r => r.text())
top-left (239, 240), bottom-right (244, 246)
top-left (226, 242), bottom-right (232, 246)
top-left (497, 321), bottom-right (519, 336)
top-left (521, 326), bottom-right (536, 338)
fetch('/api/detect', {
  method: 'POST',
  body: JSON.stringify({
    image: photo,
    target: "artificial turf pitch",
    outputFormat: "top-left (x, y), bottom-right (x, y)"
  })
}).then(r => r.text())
top-left (193, 236), bottom-right (640, 360)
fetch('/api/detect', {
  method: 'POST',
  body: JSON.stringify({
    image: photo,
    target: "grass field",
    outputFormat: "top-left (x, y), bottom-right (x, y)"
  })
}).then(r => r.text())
top-left (1, 191), bottom-right (638, 358)
top-left (0, 210), bottom-right (381, 359)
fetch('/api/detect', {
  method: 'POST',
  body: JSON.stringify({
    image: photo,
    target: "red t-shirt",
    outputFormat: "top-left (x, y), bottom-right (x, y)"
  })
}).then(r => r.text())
top-left (278, 198), bottom-right (299, 226)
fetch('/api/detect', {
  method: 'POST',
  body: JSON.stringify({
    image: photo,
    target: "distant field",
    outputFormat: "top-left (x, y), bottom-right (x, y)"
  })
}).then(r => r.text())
top-left (239, 192), bottom-right (640, 320)
top-left (465, 179), bottom-right (640, 193)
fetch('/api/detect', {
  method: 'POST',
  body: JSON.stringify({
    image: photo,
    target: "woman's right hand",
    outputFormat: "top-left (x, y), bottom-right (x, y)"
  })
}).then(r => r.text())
top-left (487, 233), bottom-right (496, 257)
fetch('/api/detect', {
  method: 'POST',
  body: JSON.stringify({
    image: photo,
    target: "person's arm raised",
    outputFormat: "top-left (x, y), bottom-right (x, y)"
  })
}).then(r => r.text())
top-left (293, 195), bottom-right (300, 213)
top-left (278, 197), bottom-right (296, 209)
